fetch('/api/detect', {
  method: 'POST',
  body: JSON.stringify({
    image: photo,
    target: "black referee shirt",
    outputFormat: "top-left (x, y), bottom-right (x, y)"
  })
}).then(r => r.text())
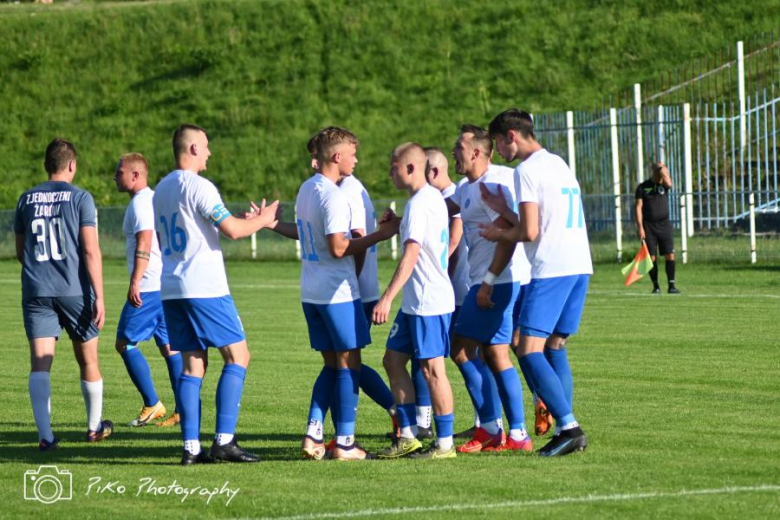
top-left (635, 179), bottom-right (670, 223)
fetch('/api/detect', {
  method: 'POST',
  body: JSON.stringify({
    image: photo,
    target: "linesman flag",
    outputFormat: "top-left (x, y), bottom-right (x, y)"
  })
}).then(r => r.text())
top-left (621, 241), bottom-right (654, 286)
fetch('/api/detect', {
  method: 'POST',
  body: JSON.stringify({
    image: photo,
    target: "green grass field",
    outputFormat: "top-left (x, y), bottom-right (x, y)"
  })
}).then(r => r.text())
top-left (0, 258), bottom-right (779, 518)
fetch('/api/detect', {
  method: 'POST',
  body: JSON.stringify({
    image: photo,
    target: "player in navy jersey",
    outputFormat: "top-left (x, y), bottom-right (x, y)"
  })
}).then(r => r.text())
top-left (15, 138), bottom-right (112, 450)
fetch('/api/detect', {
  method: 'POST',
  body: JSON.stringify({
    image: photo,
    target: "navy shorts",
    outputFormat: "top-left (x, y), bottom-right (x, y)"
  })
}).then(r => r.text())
top-left (23, 295), bottom-right (99, 342)
top-left (117, 291), bottom-right (169, 347)
top-left (386, 310), bottom-right (451, 360)
top-left (162, 296), bottom-right (245, 351)
top-left (302, 299), bottom-right (370, 352)
top-left (363, 299), bottom-right (378, 331)
top-left (454, 281), bottom-right (521, 345)
top-left (519, 275), bottom-right (590, 339)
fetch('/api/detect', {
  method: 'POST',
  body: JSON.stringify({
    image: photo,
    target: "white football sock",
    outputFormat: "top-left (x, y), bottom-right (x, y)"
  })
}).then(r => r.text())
top-left (306, 419), bottom-right (323, 441)
top-left (473, 409), bottom-right (481, 428)
top-left (482, 419), bottom-right (501, 435)
top-left (509, 428), bottom-right (528, 441)
top-left (400, 426), bottom-right (416, 439)
top-left (560, 420), bottom-right (579, 432)
top-left (437, 435), bottom-right (453, 450)
top-left (184, 439), bottom-right (201, 455)
top-left (29, 372), bottom-right (53, 442)
top-left (80, 379), bottom-right (103, 432)
top-left (336, 435), bottom-right (354, 447)
top-left (215, 433), bottom-right (234, 446)
top-left (416, 405), bottom-right (432, 429)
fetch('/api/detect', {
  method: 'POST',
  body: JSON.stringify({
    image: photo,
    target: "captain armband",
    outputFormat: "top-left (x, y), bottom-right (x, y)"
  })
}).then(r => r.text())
top-left (135, 250), bottom-right (151, 260)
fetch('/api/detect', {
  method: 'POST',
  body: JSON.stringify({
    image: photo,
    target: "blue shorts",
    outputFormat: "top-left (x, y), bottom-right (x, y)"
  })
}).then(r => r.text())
top-left (386, 310), bottom-right (451, 360)
top-left (512, 284), bottom-right (527, 331)
top-left (117, 291), bottom-right (169, 347)
top-left (363, 300), bottom-right (378, 331)
top-left (302, 299), bottom-right (370, 352)
top-left (22, 295), bottom-right (99, 342)
top-left (162, 296), bottom-right (245, 351)
top-left (454, 281), bottom-right (521, 345)
top-left (519, 274), bottom-right (590, 338)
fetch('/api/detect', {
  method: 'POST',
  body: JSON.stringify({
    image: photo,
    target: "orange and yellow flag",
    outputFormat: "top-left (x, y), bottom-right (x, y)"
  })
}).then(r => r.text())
top-left (621, 241), bottom-right (654, 286)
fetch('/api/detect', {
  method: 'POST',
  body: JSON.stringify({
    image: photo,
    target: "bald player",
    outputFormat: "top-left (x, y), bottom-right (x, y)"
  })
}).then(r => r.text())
top-left (374, 143), bottom-right (456, 459)
top-left (114, 153), bottom-right (182, 428)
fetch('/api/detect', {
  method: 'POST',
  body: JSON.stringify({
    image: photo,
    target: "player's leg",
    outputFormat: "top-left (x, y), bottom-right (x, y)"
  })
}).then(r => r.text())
top-left (301, 303), bottom-right (336, 459)
top-left (378, 312), bottom-right (422, 458)
top-left (660, 224), bottom-right (679, 293)
top-left (516, 276), bottom-right (587, 456)
top-left (179, 349), bottom-right (210, 464)
top-left (156, 342), bottom-right (182, 427)
top-left (211, 339), bottom-right (259, 462)
top-left (24, 298), bottom-right (60, 450)
top-left (357, 301), bottom-right (397, 437)
top-left (482, 342), bottom-right (532, 452)
top-left (410, 358), bottom-right (433, 438)
top-left (409, 313), bottom-right (457, 459)
top-left (544, 335), bottom-right (572, 408)
top-left (59, 295), bottom-right (111, 443)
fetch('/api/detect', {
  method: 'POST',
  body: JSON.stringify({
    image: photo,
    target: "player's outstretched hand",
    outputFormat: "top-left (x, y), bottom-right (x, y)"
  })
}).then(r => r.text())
top-left (127, 281), bottom-right (143, 308)
top-left (378, 215), bottom-right (401, 239)
top-left (476, 282), bottom-right (495, 309)
top-left (253, 199), bottom-right (281, 229)
top-left (372, 298), bottom-right (391, 325)
top-left (93, 297), bottom-right (106, 330)
top-left (479, 222), bottom-right (503, 243)
top-left (480, 183), bottom-right (510, 214)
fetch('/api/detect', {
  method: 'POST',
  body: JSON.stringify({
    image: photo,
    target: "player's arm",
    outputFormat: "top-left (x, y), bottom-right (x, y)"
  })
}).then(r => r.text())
top-left (327, 217), bottom-right (399, 259)
top-left (267, 221), bottom-right (299, 240)
top-left (635, 199), bottom-right (645, 240)
top-left (350, 228), bottom-right (367, 277)
top-left (15, 234), bottom-right (24, 263)
top-left (444, 197), bottom-right (461, 218)
top-left (476, 217), bottom-right (516, 309)
top-left (218, 199), bottom-right (280, 240)
top-left (127, 230), bottom-right (153, 308)
top-left (80, 225), bottom-right (105, 330)
top-left (372, 240), bottom-right (420, 325)
top-left (447, 217), bottom-right (462, 278)
top-left (479, 183), bottom-right (520, 226)
top-left (480, 202), bottom-right (536, 244)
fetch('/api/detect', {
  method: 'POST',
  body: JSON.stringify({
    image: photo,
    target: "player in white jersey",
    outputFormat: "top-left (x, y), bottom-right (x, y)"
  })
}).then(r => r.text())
top-left (445, 124), bottom-right (533, 453)
top-left (373, 143), bottom-right (456, 459)
top-left (482, 109), bottom-right (591, 456)
top-left (114, 153), bottom-right (181, 428)
top-left (268, 127), bottom-right (398, 460)
top-left (154, 124), bottom-right (280, 465)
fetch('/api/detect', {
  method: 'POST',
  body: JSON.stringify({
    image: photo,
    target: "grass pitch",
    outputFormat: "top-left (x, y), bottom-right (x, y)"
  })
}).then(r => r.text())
top-left (0, 258), bottom-right (778, 519)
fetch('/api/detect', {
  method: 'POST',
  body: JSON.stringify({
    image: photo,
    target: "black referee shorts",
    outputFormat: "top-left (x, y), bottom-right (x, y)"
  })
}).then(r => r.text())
top-left (644, 220), bottom-right (674, 257)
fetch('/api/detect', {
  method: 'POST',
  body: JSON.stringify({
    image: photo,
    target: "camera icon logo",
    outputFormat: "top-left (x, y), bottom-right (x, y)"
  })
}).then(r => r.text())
top-left (24, 465), bottom-right (72, 504)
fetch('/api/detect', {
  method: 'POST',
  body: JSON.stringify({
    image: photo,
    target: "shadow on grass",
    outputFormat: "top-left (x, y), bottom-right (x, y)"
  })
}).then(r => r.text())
top-left (723, 264), bottom-right (780, 272)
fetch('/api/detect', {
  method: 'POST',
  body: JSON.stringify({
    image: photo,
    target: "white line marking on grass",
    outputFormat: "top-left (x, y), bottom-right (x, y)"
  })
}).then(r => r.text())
top-left (253, 484), bottom-right (780, 520)
top-left (588, 290), bottom-right (780, 299)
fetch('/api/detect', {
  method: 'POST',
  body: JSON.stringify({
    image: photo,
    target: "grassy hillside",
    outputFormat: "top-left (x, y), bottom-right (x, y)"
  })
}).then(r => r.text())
top-left (1, 0), bottom-right (778, 208)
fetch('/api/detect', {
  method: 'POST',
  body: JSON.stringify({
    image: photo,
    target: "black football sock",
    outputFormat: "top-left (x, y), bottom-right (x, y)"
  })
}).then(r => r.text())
top-left (649, 261), bottom-right (659, 287)
top-left (666, 260), bottom-right (676, 287)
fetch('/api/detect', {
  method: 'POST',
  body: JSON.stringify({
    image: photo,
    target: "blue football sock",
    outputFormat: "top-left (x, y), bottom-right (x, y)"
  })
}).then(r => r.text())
top-left (411, 358), bottom-right (432, 407)
top-left (518, 354), bottom-right (538, 396)
top-left (121, 347), bottom-right (158, 407)
top-left (520, 353), bottom-right (575, 425)
top-left (359, 364), bottom-right (395, 410)
top-left (178, 374), bottom-right (202, 441)
top-left (473, 358), bottom-right (502, 424)
top-left (164, 352), bottom-right (183, 413)
top-left (494, 367), bottom-right (526, 431)
top-left (308, 366), bottom-right (337, 424)
top-left (215, 364), bottom-right (247, 435)
top-left (434, 413), bottom-right (454, 438)
top-left (457, 360), bottom-right (500, 423)
top-left (545, 347), bottom-right (573, 408)
top-left (396, 403), bottom-right (415, 428)
top-left (335, 368), bottom-right (360, 437)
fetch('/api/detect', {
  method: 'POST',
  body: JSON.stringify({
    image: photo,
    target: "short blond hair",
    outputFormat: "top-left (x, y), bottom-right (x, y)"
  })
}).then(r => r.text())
top-left (120, 153), bottom-right (149, 173)
top-left (316, 127), bottom-right (359, 162)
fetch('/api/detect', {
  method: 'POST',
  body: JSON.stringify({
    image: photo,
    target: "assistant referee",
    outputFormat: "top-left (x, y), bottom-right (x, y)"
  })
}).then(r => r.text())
top-left (635, 161), bottom-right (680, 294)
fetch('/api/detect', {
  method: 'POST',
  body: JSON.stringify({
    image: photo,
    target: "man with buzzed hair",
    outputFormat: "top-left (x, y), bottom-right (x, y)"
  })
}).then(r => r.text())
top-left (114, 153), bottom-right (182, 428)
top-left (445, 124), bottom-right (533, 453)
top-left (481, 108), bottom-right (590, 456)
top-left (268, 126), bottom-right (399, 460)
top-left (374, 143), bottom-right (457, 459)
top-left (154, 124), bottom-right (280, 465)
top-left (15, 138), bottom-right (112, 450)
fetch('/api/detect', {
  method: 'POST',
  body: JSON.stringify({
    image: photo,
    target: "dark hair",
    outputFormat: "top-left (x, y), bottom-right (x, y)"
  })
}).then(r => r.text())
top-left (488, 109), bottom-right (535, 139)
top-left (459, 124), bottom-right (493, 156)
top-left (44, 138), bottom-right (77, 174)
top-left (172, 124), bottom-right (207, 159)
